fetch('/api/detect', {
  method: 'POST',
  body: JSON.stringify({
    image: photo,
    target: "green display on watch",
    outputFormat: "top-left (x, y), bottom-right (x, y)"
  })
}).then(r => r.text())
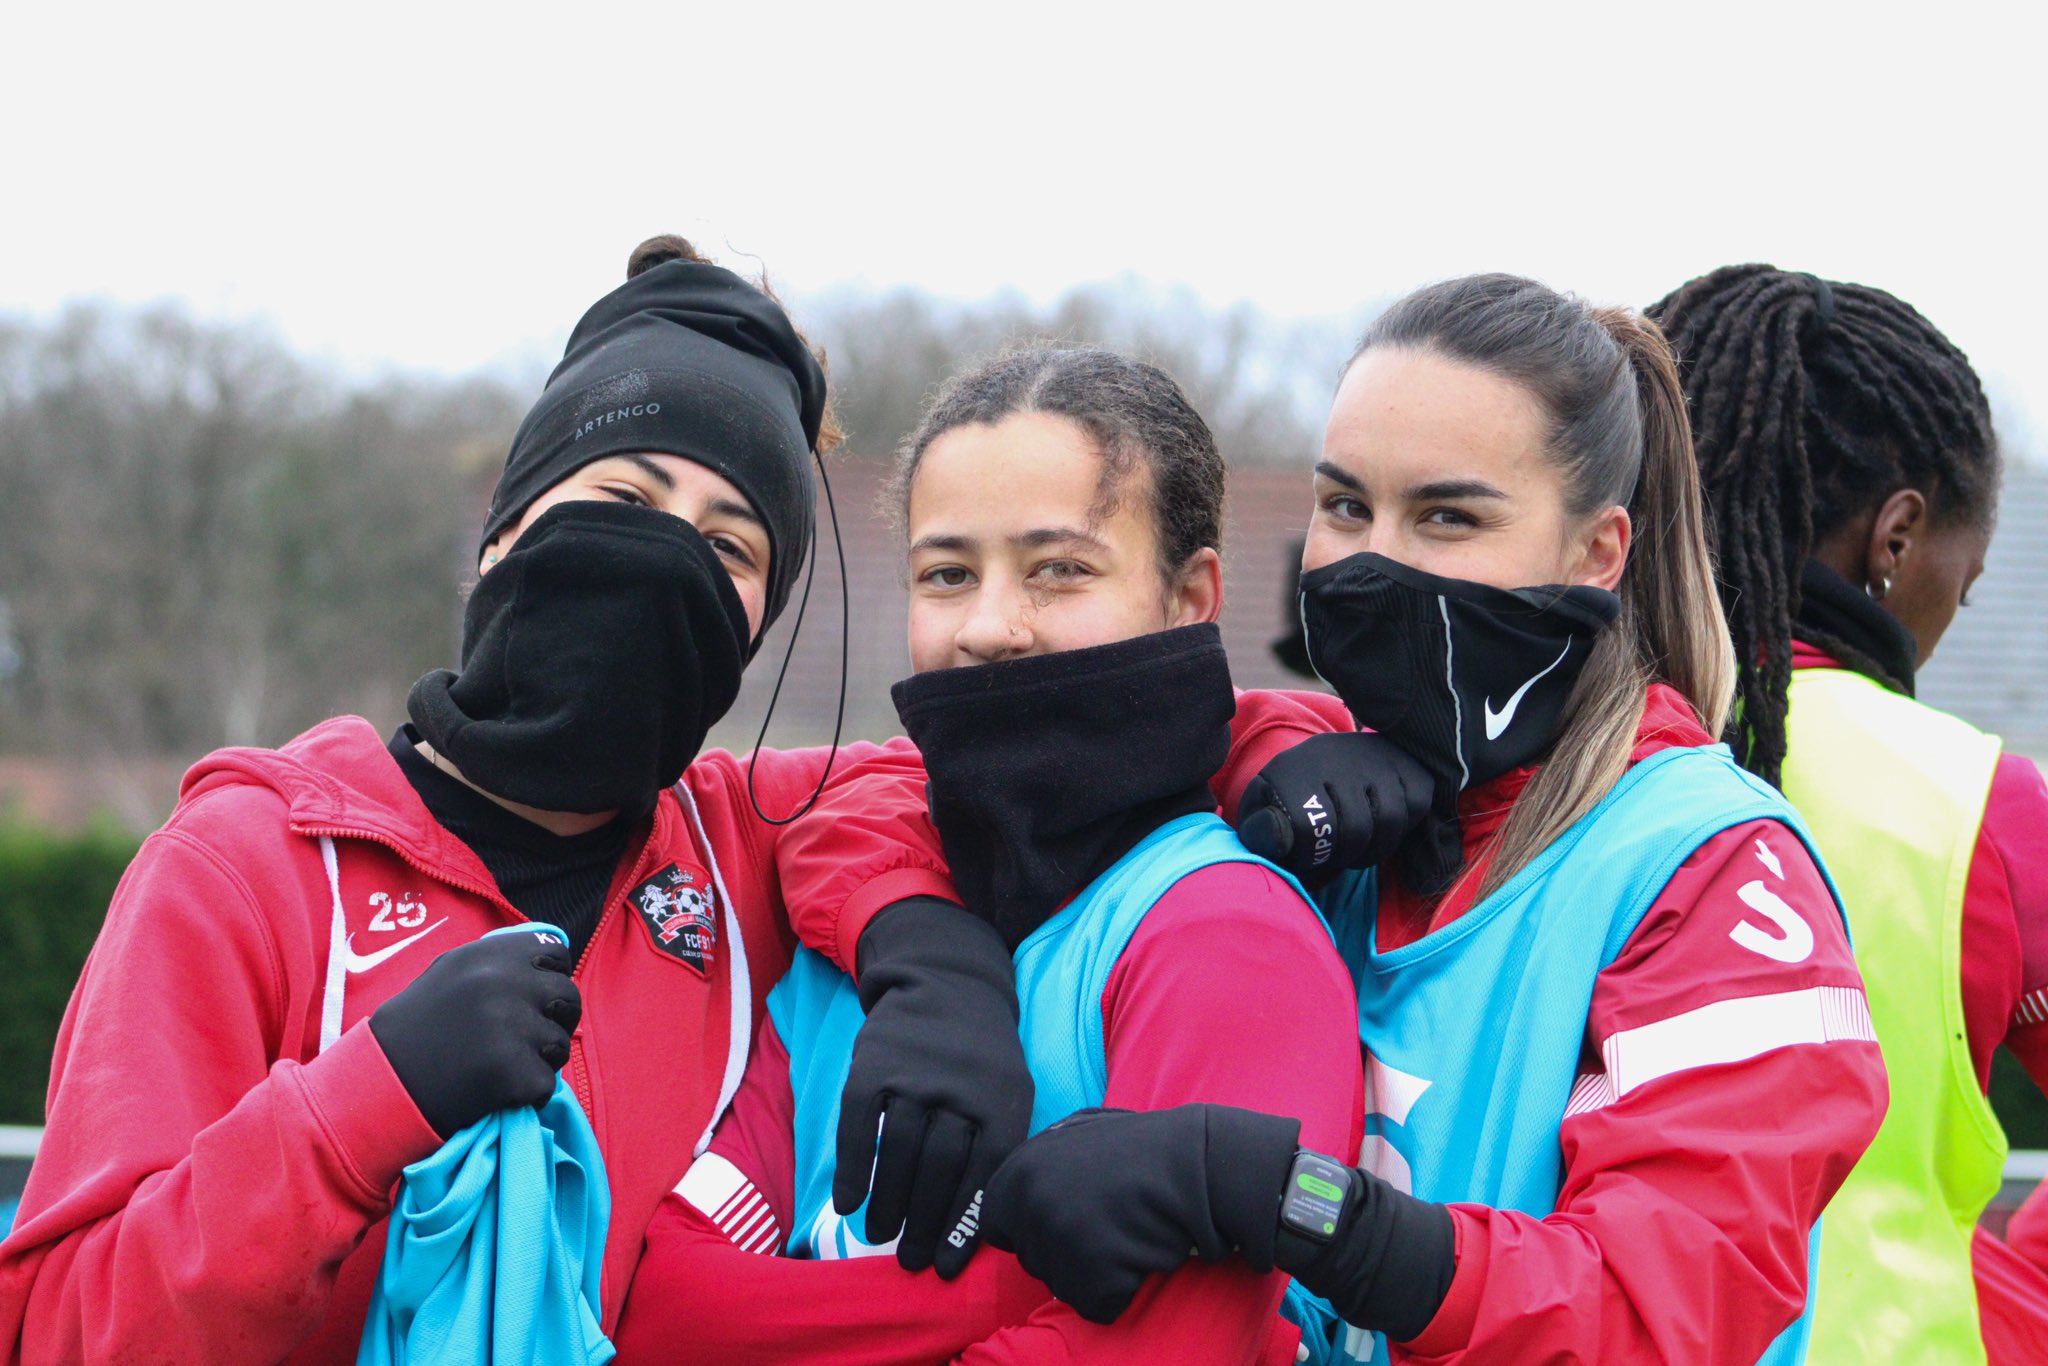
top-left (1280, 1149), bottom-right (1356, 1242)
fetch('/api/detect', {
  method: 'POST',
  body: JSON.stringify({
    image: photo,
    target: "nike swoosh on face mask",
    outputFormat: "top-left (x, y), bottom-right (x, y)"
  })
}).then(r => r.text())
top-left (1482, 641), bottom-right (1573, 741)
top-left (343, 918), bottom-right (450, 974)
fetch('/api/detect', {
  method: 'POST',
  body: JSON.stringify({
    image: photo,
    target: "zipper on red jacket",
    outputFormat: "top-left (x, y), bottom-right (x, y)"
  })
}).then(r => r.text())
top-left (560, 805), bottom-right (680, 1120)
top-left (297, 822), bottom-right (518, 918)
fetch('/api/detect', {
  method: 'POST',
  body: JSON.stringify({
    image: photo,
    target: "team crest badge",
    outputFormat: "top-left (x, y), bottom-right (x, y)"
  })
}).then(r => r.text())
top-left (630, 862), bottom-right (717, 975)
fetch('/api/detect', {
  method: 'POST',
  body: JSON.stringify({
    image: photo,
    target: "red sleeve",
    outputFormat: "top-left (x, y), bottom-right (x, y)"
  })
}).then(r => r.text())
top-left (2005, 1181), bottom-right (2048, 1284)
top-left (1974, 1225), bottom-right (2048, 1366)
top-left (616, 1009), bottom-right (1055, 1365)
top-left (0, 801), bottom-right (442, 1365)
top-left (1398, 819), bottom-right (1888, 1364)
top-left (767, 741), bottom-right (960, 975)
top-left (618, 1196), bottom-right (1054, 1366)
top-left (1986, 757), bottom-right (2048, 1092)
top-left (956, 861), bottom-right (1364, 1365)
top-left (1215, 688), bottom-right (1351, 820)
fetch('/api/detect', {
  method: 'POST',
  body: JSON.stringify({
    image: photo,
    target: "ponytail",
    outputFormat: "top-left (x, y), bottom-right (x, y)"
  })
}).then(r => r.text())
top-left (1595, 307), bottom-right (1735, 739)
top-left (1469, 309), bottom-right (1732, 898)
top-left (1359, 279), bottom-right (1733, 902)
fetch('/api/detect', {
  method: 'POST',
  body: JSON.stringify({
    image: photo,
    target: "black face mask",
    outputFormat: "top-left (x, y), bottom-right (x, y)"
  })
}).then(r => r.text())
top-left (409, 499), bottom-right (750, 816)
top-left (1299, 552), bottom-right (1620, 894)
top-left (892, 624), bottom-right (1235, 950)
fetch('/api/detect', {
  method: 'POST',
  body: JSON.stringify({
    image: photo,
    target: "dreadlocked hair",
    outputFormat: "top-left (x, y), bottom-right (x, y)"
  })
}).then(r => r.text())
top-left (1649, 265), bottom-right (1998, 788)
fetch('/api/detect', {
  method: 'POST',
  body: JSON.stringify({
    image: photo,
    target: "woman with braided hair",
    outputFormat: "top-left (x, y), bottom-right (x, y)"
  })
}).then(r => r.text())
top-left (1651, 264), bottom-right (2048, 1366)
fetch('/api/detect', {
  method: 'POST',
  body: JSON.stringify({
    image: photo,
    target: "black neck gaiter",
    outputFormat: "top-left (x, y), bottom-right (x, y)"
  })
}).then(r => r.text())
top-left (892, 624), bottom-right (1236, 950)
top-left (409, 499), bottom-right (749, 816)
top-left (1299, 552), bottom-right (1621, 895)
top-left (1795, 559), bottom-right (1918, 696)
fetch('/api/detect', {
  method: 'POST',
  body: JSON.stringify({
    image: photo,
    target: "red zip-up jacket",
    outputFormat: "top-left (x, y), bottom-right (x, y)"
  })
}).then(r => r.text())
top-left (0, 717), bottom-right (933, 1366)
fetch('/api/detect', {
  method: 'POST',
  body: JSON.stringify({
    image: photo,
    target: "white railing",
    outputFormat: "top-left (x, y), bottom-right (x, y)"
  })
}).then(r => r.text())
top-left (2005, 1150), bottom-right (2048, 1183)
top-left (0, 1126), bottom-right (45, 1159)
top-left (2, 1125), bottom-right (2048, 1182)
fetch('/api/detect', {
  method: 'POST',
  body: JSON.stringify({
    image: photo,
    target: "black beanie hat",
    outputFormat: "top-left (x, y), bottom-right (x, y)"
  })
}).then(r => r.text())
top-left (481, 258), bottom-right (828, 639)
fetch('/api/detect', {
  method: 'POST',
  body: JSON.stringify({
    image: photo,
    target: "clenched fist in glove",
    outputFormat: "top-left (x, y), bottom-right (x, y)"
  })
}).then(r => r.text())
top-left (370, 927), bottom-right (581, 1140)
top-left (1235, 731), bottom-right (1436, 887)
top-left (980, 1103), bottom-right (1455, 1340)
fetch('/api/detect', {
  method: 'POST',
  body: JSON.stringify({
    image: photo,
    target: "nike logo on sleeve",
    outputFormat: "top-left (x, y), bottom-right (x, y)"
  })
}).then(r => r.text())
top-left (1483, 641), bottom-right (1573, 741)
top-left (343, 919), bottom-right (449, 974)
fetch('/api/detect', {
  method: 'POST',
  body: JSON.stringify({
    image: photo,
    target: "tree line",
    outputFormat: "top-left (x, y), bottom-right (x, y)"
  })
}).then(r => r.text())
top-left (0, 284), bottom-right (1360, 821)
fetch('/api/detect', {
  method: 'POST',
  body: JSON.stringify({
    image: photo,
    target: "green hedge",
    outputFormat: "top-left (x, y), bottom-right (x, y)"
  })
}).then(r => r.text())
top-left (0, 822), bottom-right (138, 1124)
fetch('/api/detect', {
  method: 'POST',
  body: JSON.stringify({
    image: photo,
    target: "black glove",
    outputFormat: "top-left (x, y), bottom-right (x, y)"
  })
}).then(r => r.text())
top-left (369, 928), bottom-right (582, 1140)
top-left (1235, 731), bottom-right (1437, 887)
top-left (834, 896), bottom-right (1034, 1278)
top-left (979, 1104), bottom-right (1301, 1324)
top-left (1279, 1157), bottom-right (1456, 1344)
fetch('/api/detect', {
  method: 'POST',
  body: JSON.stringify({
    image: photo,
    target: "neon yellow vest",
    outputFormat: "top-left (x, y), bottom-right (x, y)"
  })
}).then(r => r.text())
top-left (1785, 667), bottom-right (2004, 1366)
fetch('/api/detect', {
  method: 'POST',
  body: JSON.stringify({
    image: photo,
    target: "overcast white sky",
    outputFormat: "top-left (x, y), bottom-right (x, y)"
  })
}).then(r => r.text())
top-left (5, 1), bottom-right (2041, 451)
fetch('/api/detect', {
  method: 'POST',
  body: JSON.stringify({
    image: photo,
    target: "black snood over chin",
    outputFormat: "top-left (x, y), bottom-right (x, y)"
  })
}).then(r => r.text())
top-left (409, 499), bottom-right (750, 817)
top-left (1300, 552), bottom-right (1620, 896)
top-left (892, 624), bottom-right (1236, 949)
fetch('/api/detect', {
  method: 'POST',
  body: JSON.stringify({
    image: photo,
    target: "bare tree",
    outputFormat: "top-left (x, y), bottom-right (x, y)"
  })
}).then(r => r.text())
top-left (0, 304), bottom-right (523, 816)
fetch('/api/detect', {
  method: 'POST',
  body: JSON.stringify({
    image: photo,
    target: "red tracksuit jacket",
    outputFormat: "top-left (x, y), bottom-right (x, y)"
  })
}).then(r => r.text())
top-left (0, 717), bottom-right (932, 1365)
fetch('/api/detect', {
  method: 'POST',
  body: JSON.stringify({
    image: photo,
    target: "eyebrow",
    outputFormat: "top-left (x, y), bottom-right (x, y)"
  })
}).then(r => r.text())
top-left (1313, 460), bottom-right (1365, 493)
top-left (1014, 526), bottom-right (1109, 551)
top-left (907, 526), bottom-right (1111, 556)
top-left (1407, 478), bottom-right (1508, 501)
top-left (704, 496), bottom-right (767, 531)
top-left (621, 453), bottom-right (676, 490)
top-left (1314, 462), bottom-right (1507, 503)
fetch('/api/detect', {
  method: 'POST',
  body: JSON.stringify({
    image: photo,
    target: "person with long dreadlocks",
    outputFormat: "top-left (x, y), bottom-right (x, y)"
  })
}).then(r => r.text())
top-left (1651, 264), bottom-right (2048, 1366)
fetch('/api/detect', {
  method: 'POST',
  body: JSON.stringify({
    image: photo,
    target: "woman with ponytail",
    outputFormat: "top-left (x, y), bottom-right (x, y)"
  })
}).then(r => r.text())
top-left (1653, 264), bottom-right (2048, 1366)
top-left (978, 275), bottom-right (1887, 1364)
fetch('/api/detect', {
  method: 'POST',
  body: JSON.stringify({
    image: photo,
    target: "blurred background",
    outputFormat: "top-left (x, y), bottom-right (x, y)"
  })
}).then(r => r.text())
top-left (2, 1), bottom-right (2042, 1203)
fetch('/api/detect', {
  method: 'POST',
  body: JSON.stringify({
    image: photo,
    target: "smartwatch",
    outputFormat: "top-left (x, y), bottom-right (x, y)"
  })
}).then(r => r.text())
top-left (1278, 1148), bottom-right (1357, 1249)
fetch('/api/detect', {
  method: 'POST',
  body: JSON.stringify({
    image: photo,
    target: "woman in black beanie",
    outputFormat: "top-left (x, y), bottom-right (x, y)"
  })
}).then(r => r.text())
top-left (1, 236), bottom-right (1029, 1363)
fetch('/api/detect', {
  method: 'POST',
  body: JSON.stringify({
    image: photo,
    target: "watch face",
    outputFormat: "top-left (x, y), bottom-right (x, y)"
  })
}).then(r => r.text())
top-left (1281, 1151), bottom-right (1351, 1241)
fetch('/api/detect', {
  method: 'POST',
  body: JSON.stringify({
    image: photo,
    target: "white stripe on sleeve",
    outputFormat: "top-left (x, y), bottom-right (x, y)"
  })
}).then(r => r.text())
top-left (2015, 986), bottom-right (2048, 1028)
top-left (676, 1152), bottom-right (782, 1254)
top-left (1598, 985), bottom-right (1878, 1100)
top-left (1562, 1070), bottom-right (1618, 1118)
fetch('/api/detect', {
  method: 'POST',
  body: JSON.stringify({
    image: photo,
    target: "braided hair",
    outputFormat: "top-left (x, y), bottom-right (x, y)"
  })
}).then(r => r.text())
top-left (1649, 264), bottom-right (1998, 787)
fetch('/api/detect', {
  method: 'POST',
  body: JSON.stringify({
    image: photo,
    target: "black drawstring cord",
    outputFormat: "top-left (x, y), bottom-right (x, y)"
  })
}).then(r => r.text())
top-left (745, 450), bottom-right (850, 825)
